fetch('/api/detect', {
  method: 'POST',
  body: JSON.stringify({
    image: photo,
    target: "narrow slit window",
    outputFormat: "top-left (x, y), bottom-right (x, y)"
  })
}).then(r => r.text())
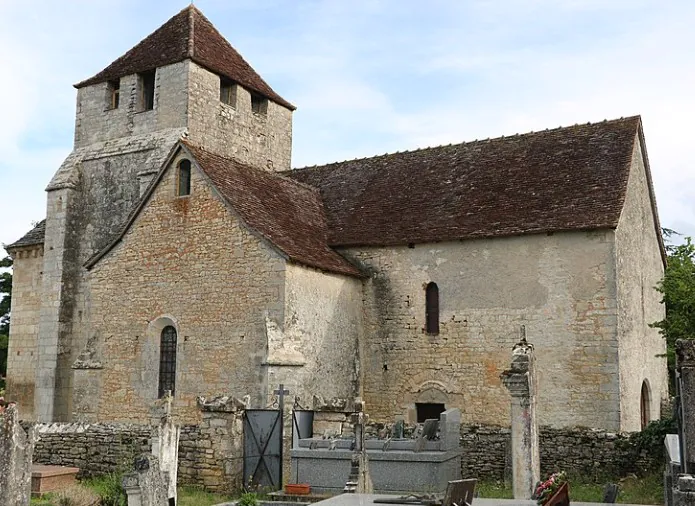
top-left (138, 70), bottom-right (156, 111)
top-left (220, 78), bottom-right (237, 107)
top-left (177, 160), bottom-right (191, 196)
top-left (158, 325), bottom-right (177, 398)
top-left (425, 282), bottom-right (439, 335)
top-left (107, 79), bottom-right (120, 109)
top-left (251, 93), bottom-right (268, 115)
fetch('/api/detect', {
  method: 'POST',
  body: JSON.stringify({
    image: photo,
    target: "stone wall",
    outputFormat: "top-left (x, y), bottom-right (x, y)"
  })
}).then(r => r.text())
top-left (187, 61), bottom-right (293, 172)
top-left (614, 140), bottom-right (668, 431)
top-left (5, 245), bottom-right (44, 419)
top-left (343, 231), bottom-right (622, 430)
top-left (460, 425), bottom-right (659, 481)
top-left (88, 151), bottom-right (286, 423)
top-left (267, 263), bottom-right (362, 407)
top-left (30, 423), bottom-right (152, 478)
top-left (74, 62), bottom-right (189, 147)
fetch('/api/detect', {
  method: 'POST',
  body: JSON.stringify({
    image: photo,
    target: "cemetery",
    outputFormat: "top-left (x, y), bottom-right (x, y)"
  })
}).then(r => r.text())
top-left (1, 338), bottom-right (692, 505)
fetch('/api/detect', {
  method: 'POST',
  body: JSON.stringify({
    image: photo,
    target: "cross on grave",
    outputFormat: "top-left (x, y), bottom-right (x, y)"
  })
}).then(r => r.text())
top-left (274, 384), bottom-right (290, 412)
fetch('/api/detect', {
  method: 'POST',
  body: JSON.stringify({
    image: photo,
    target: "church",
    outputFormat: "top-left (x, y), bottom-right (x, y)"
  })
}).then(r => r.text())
top-left (6, 6), bottom-right (667, 433)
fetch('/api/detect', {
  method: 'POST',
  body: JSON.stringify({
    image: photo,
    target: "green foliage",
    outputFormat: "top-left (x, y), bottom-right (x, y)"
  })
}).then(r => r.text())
top-left (238, 491), bottom-right (260, 506)
top-left (615, 417), bottom-right (678, 473)
top-left (0, 333), bottom-right (7, 388)
top-left (651, 236), bottom-right (695, 383)
top-left (177, 486), bottom-right (233, 506)
top-left (84, 474), bottom-right (127, 506)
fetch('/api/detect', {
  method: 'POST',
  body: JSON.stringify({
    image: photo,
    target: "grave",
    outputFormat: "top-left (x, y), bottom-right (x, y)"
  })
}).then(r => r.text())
top-left (31, 464), bottom-right (80, 496)
top-left (291, 407), bottom-right (461, 494)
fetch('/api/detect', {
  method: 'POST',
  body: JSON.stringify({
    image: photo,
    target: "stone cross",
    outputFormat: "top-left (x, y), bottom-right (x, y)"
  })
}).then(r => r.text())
top-left (500, 329), bottom-right (540, 500)
top-left (344, 398), bottom-right (373, 494)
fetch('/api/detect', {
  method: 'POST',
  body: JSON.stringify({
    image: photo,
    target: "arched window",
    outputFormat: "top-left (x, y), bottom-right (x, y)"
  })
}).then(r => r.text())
top-left (425, 282), bottom-right (439, 335)
top-left (158, 326), bottom-right (177, 398)
top-left (640, 380), bottom-right (651, 430)
top-left (177, 160), bottom-right (191, 196)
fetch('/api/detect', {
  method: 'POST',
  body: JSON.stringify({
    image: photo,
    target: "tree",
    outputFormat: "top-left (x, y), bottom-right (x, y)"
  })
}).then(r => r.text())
top-left (651, 235), bottom-right (695, 381)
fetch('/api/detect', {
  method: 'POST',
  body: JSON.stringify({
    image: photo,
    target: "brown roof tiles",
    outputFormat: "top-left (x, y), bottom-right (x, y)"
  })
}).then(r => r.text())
top-left (75, 6), bottom-right (294, 110)
top-left (286, 117), bottom-right (643, 247)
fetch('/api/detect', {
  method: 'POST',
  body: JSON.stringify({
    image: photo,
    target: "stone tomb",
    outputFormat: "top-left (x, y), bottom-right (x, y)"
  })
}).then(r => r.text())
top-left (31, 465), bottom-right (80, 496)
top-left (291, 409), bottom-right (461, 494)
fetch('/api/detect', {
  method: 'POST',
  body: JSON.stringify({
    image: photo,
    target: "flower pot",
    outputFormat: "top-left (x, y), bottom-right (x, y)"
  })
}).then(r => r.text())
top-left (285, 483), bottom-right (311, 495)
top-left (542, 482), bottom-right (569, 506)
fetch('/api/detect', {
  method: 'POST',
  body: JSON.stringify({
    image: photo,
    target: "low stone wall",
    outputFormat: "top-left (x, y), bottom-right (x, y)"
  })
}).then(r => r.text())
top-left (460, 424), bottom-right (659, 481)
top-left (29, 423), bottom-right (152, 478)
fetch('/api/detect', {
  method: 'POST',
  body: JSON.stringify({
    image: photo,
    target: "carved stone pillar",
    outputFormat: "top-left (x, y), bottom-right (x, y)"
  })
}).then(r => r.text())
top-left (500, 333), bottom-right (540, 500)
top-left (677, 340), bottom-right (695, 474)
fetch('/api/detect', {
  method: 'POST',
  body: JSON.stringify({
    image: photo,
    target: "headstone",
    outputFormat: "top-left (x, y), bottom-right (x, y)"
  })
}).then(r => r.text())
top-left (344, 398), bottom-right (373, 494)
top-left (122, 454), bottom-right (169, 506)
top-left (151, 391), bottom-right (179, 505)
top-left (393, 419), bottom-right (405, 439)
top-left (677, 340), bottom-right (695, 474)
top-left (0, 404), bottom-right (37, 506)
top-left (500, 326), bottom-right (540, 500)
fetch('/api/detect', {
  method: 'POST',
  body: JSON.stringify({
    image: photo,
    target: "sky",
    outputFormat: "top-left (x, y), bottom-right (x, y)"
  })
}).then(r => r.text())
top-left (1, 0), bottom-right (694, 252)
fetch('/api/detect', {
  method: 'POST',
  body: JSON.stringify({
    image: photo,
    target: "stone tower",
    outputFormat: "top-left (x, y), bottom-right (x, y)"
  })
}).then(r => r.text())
top-left (6, 6), bottom-right (294, 422)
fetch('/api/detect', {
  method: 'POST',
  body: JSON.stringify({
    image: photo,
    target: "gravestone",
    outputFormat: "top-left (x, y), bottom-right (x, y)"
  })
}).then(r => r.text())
top-left (500, 326), bottom-right (540, 500)
top-left (677, 340), bottom-right (695, 474)
top-left (0, 404), bottom-right (37, 506)
top-left (122, 454), bottom-right (169, 506)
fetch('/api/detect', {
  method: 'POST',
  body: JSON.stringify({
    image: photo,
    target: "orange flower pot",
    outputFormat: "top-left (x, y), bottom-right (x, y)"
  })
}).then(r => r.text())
top-left (285, 483), bottom-right (311, 495)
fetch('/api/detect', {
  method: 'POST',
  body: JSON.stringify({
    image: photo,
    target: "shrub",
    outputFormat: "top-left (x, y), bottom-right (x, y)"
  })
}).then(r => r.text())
top-left (238, 491), bottom-right (259, 506)
top-left (85, 473), bottom-right (127, 506)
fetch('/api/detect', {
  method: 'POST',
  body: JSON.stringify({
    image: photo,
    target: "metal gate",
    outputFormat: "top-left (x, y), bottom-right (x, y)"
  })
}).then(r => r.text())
top-left (243, 409), bottom-right (282, 490)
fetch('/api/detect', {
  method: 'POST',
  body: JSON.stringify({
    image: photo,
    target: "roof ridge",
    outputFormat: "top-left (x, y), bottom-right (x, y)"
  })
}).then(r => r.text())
top-left (290, 115), bottom-right (642, 172)
top-left (187, 4), bottom-right (195, 58)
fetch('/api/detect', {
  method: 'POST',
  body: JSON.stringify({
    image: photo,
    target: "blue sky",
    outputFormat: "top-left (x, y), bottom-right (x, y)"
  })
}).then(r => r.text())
top-left (1, 0), bottom-right (694, 251)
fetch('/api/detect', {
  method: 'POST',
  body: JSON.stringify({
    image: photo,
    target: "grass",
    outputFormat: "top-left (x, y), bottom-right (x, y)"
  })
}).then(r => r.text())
top-left (175, 486), bottom-right (233, 506)
top-left (476, 472), bottom-right (664, 504)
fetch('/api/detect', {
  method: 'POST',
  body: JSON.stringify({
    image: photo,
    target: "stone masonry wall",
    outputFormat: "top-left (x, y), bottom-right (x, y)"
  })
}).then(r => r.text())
top-left (614, 140), bottom-right (668, 431)
top-left (460, 425), bottom-right (659, 481)
top-left (29, 423), bottom-right (152, 478)
top-left (343, 231), bottom-right (621, 430)
top-left (74, 61), bottom-right (189, 148)
top-left (88, 150), bottom-right (286, 423)
top-left (5, 245), bottom-right (44, 419)
top-left (268, 263), bottom-right (362, 407)
top-left (187, 61), bottom-right (293, 172)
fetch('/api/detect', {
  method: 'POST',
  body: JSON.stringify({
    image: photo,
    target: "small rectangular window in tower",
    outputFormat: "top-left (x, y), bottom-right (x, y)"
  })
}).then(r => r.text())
top-left (138, 70), bottom-right (156, 111)
top-left (415, 403), bottom-right (445, 423)
top-left (251, 93), bottom-right (268, 115)
top-left (220, 78), bottom-right (237, 107)
top-left (107, 79), bottom-right (120, 109)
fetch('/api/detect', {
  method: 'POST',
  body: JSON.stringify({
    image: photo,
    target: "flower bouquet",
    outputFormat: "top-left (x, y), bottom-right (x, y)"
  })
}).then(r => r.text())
top-left (532, 472), bottom-right (569, 506)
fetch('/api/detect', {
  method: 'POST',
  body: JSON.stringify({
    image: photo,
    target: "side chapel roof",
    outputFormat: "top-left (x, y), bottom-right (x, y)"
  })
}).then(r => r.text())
top-left (286, 116), bottom-right (661, 252)
top-left (6, 220), bottom-right (46, 250)
top-left (74, 5), bottom-right (294, 110)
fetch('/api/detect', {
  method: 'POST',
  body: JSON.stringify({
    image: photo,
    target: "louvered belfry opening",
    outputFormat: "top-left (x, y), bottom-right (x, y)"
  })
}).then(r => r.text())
top-left (425, 282), bottom-right (439, 335)
top-left (158, 325), bottom-right (177, 398)
top-left (178, 159), bottom-right (192, 196)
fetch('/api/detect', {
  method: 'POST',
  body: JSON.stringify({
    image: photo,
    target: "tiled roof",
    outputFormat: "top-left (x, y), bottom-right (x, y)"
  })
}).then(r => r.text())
top-left (75, 6), bottom-right (294, 110)
top-left (6, 220), bottom-right (46, 249)
top-left (182, 141), bottom-right (361, 277)
top-left (286, 117), bottom-right (643, 247)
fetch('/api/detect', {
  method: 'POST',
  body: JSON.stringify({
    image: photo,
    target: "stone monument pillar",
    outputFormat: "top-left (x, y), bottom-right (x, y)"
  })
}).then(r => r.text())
top-left (0, 405), bottom-right (37, 506)
top-left (344, 398), bottom-right (373, 494)
top-left (677, 339), bottom-right (695, 474)
top-left (500, 328), bottom-right (540, 500)
top-left (122, 455), bottom-right (169, 506)
top-left (152, 393), bottom-right (179, 505)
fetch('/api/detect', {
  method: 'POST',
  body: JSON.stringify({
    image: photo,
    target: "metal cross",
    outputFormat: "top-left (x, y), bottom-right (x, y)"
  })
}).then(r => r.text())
top-left (273, 384), bottom-right (290, 412)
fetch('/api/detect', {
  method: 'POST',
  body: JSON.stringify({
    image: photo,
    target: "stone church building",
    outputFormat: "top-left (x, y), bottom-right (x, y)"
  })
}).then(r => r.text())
top-left (6, 6), bottom-right (667, 433)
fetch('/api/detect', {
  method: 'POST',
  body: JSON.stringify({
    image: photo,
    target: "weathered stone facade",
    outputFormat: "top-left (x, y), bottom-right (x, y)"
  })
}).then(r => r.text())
top-left (344, 229), bottom-right (627, 429)
top-left (5, 245), bottom-right (43, 419)
top-left (615, 139), bottom-right (668, 431)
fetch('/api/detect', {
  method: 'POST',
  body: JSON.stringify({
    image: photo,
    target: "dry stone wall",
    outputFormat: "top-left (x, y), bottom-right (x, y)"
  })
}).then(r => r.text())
top-left (460, 425), bottom-right (660, 481)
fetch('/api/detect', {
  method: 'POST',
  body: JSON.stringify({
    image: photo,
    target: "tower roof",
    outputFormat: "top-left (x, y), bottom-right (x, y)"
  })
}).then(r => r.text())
top-left (74, 5), bottom-right (294, 110)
